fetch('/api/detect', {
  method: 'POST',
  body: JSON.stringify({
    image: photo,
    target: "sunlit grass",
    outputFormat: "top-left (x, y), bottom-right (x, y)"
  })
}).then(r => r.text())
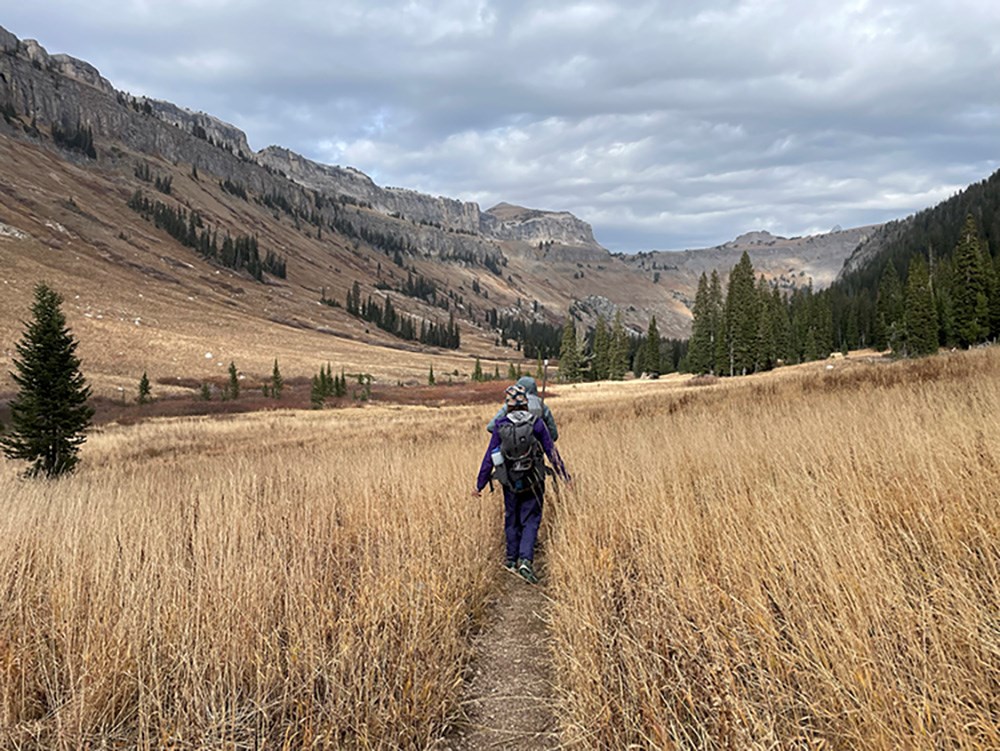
top-left (548, 350), bottom-right (1000, 749)
top-left (1, 351), bottom-right (997, 748)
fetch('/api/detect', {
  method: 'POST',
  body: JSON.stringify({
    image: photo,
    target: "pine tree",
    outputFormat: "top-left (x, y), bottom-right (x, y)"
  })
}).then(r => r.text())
top-left (592, 314), bottom-right (610, 380)
top-left (428, 364), bottom-right (435, 386)
top-left (138, 371), bottom-right (152, 404)
top-left (904, 256), bottom-right (938, 356)
top-left (875, 263), bottom-right (905, 352)
top-left (310, 375), bottom-right (324, 408)
top-left (507, 362), bottom-right (517, 380)
top-left (709, 270), bottom-right (725, 374)
top-left (723, 252), bottom-right (760, 375)
top-left (644, 316), bottom-right (661, 376)
top-left (472, 357), bottom-right (484, 382)
top-left (608, 311), bottom-right (628, 380)
top-left (687, 272), bottom-right (713, 374)
top-left (227, 361), bottom-right (240, 399)
top-left (558, 321), bottom-right (580, 382)
top-left (2, 284), bottom-right (93, 477)
top-left (200, 382), bottom-right (212, 401)
top-left (756, 277), bottom-right (777, 370)
top-left (953, 214), bottom-right (989, 347)
top-left (271, 359), bottom-right (283, 400)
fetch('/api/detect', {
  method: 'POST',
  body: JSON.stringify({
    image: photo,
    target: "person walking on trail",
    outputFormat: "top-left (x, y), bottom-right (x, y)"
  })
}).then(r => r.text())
top-left (486, 375), bottom-right (558, 442)
top-left (473, 384), bottom-right (570, 584)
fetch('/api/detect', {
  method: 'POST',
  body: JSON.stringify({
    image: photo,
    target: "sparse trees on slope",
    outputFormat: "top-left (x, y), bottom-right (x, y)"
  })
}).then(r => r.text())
top-left (2, 284), bottom-right (93, 477)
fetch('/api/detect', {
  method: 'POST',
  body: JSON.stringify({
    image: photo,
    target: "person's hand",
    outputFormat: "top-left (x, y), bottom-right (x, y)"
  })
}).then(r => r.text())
top-left (471, 488), bottom-right (482, 498)
top-left (564, 477), bottom-right (575, 490)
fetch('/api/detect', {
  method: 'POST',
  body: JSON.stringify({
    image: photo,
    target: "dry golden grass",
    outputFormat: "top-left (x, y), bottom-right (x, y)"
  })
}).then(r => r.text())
top-left (548, 350), bottom-right (1000, 749)
top-left (1, 350), bottom-right (998, 749)
top-left (0, 406), bottom-right (499, 749)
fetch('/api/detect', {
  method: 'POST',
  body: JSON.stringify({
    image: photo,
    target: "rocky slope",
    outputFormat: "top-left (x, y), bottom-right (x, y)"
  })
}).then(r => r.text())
top-left (0, 23), bottom-right (872, 388)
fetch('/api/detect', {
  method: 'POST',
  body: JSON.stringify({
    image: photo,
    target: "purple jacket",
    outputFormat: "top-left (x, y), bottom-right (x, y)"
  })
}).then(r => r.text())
top-left (476, 412), bottom-right (569, 491)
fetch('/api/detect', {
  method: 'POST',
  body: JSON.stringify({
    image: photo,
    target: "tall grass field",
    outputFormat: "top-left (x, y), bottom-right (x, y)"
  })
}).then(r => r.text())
top-left (1, 350), bottom-right (998, 749)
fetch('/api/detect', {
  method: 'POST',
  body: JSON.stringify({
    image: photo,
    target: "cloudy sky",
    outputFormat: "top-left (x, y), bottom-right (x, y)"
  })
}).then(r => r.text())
top-left (5, 1), bottom-right (999, 252)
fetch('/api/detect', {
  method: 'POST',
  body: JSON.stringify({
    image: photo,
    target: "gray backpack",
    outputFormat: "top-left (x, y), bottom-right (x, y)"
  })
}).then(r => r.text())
top-left (495, 412), bottom-right (544, 492)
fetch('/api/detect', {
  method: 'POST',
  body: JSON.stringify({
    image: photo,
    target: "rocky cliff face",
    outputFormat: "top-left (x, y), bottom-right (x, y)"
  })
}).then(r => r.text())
top-left (480, 202), bottom-right (601, 249)
top-left (0, 25), bottom-right (599, 262)
top-left (257, 146), bottom-right (483, 235)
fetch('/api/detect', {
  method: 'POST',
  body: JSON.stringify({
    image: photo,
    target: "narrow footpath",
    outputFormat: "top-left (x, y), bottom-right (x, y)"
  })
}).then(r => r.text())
top-left (441, 566), bottom-right (560, 750)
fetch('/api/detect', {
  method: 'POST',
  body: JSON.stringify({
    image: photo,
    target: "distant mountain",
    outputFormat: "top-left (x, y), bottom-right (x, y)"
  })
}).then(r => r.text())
top-left (0, 24), bottom-right (876, 392)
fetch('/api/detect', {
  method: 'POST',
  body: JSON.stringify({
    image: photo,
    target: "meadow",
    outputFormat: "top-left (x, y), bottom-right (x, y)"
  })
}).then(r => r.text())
top-left (0, 350), bottom-right (997, 749)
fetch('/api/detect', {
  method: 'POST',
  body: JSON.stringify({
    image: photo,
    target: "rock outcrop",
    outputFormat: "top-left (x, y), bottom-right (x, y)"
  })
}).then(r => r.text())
top-left (481, 202), bottom-right (600, 248)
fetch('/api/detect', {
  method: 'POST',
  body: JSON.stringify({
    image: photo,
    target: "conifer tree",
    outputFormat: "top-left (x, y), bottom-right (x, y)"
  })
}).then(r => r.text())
top-left (227, 361), bottom-right (239, 399)
top-left (952, 214), bottom-right (989, 347)
top-left (904, 256), bottom-right (938, 356)
top-left (875, 263), bottom-right (905, 352)
top-left (310, 375), bottom-right (324, 408)
top-left (723, 252), bottom-right (760, 375)
top-left (472, 357), bottom-right (483, 382)
top-left (200, 382), bottom-right (212, 401)
top-left (271, 359), bottom-right (283, 400)
top-left (756, 277), bottom-right (777, 370)
top-left (535, 356), bottom-right (544, 381)
top-left (644, 316), bottom-right (661, 376)
top-left (687, 272), bottom-right (713, 374)
top-left (507, 362), bottom-right (517, 380)
top-left (592, 314), bottom-right (610, 380)
top-left (2, 284), bottom-right (93, 477)
top-left (770, 287), bottom-right (791, 365)
top-left (608, 311), bottom-right (628, 380)
top-left (558, 321), bottom-right (580, 382)
top-left (709, 270), bottom-right (725, 373)
top-left (138, 371), bottom-right (151, 404)
top-left (428, 364), bottom-right (435, 385)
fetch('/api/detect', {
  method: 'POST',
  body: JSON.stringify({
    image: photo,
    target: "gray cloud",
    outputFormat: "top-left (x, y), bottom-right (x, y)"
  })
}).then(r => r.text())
top-left (5, 1), bottom-right (999, 251)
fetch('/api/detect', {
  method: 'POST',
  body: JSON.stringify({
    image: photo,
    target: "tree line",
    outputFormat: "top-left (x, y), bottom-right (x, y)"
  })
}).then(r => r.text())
top-left (345, 281), bottom-right (460, 349)
top-left (127, 190), bottom-right (287, 280)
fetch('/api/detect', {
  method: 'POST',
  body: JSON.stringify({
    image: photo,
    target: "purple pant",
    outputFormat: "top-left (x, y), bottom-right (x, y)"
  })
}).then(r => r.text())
top-left (503, 486), bottom-right (543, 562)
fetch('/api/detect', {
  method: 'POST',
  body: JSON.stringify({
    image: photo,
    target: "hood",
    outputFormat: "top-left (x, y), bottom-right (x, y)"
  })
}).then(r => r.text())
top-left (517, 376), bottom-right (538, 395)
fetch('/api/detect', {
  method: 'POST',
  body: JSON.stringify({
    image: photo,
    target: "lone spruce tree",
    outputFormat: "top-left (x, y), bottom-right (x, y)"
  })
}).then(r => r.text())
top-left (2, 284), bottom-right (93, 477)
top-left (138, 371), bottom-right (152, 404)
top-left (270, 359), bottom-right (283, 400)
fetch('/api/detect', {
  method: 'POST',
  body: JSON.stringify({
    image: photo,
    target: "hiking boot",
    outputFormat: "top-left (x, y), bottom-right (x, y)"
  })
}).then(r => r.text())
top-left (504, 558), bottom-right (518, 572)
top-left (517, 558), bottom-right (539, 584)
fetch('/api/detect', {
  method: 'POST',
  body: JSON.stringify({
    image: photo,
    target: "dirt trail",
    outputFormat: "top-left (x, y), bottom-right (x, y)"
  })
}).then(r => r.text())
top-left (441, 566), bottom-right (560, 750)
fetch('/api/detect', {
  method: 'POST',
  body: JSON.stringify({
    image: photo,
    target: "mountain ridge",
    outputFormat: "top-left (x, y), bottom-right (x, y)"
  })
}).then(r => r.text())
top-left (0, 23), bottom-right (874, 393)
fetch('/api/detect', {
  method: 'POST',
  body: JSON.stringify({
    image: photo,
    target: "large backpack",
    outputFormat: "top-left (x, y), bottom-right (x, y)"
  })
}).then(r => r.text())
top-left (496, 411), bottom-right (544, 493)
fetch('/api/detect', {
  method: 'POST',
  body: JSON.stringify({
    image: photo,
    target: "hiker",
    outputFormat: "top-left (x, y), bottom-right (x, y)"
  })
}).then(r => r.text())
top-left (472, 384), bottom-right (570, 584)
top-left (486, 375), bottom-right (558, 441)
